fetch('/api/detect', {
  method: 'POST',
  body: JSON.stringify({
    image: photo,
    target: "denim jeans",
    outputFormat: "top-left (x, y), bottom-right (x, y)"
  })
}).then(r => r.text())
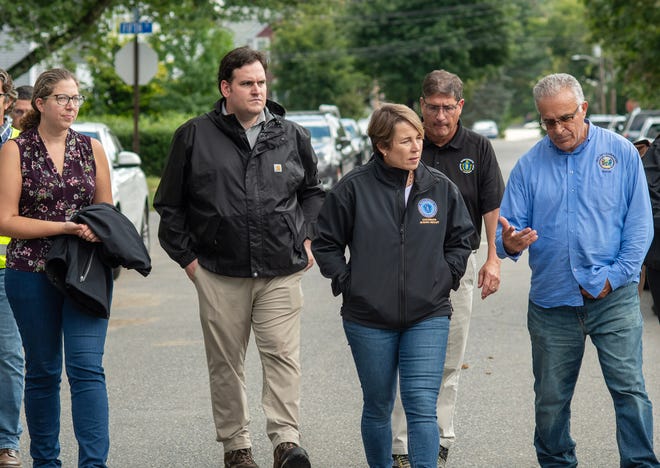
top-left (0, 269), bottom-right (24, 451)
top-left (6, 269), bottom-right (110, 468)
top-left (343, 316), bottom-right (450, 468)
top-left (528, 283), bottom-right (660, 468)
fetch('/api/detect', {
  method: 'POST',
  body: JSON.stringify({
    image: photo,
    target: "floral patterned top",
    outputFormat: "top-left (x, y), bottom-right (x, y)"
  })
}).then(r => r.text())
top-left (7, 127), bottom-right (97, 272)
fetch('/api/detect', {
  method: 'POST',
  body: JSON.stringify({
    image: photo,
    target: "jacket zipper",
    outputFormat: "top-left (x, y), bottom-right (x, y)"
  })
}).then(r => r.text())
top-left (399, 187), bottom-right (407, 327)
top-left (399, 179), bottom-right (434, 327)
top-left (80, 248), bottom-right (95, 282)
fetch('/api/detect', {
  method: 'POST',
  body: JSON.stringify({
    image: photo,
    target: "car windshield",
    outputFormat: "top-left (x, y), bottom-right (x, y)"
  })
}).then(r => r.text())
top-left (590, 120), bottom-right (611, 129)
top-left (302, 124), bottom-right (331, 142)
top-left (630, 111), bottom-right (660, 130)
top-left (78, 130), bottom-right (100, 140)
top-left (647, 123), bottom-right (660, 140)
top-left (474, 122), bottom-right (494, 129)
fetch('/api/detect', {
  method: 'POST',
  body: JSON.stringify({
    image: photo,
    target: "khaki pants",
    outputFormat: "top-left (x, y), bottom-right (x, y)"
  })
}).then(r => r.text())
top-left (193, 267), bottom-right (304, 452)
top-left (392, 252), bottom-right (477, 453)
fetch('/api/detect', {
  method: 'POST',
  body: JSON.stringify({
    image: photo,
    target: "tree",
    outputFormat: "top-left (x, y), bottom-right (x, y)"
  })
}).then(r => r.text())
top-left (344, 0), bottom-right (514, 108)
top-left (0, 0), bottom-right (293, 80)
top-left (150, 28), bottom-right (234, 115)
top-left (270, 3), bottom-right (369, 117)
top-left (493, 0), bottom-right (592, 124)
top-left (582, 0), bottom-right (660, 107)
top-left (1, 0), bottom-right (119, 78)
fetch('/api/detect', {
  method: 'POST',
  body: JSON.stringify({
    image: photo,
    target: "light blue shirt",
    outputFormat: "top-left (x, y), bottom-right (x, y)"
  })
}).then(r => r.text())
top-left (496, 121), bottom-right (653, 307)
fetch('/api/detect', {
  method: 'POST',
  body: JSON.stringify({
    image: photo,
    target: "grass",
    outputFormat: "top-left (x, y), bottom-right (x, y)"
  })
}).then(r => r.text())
top-left (147, 176), bottom-right (160, 210)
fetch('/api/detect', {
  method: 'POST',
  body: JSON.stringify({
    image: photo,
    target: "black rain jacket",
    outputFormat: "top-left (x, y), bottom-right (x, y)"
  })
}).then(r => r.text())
top-left (643, 137), bottom-right (660, 268)
top-left (154, 99), bottom-right (325, 277)
top-left (312, 153), bottom-right (475, 330)
top-left (45, 203), bottom-right (152, 318)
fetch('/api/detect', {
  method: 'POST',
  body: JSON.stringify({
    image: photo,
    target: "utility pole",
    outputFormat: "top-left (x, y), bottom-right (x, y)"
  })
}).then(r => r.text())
top-left (571, 45), bottom-right (609, 114)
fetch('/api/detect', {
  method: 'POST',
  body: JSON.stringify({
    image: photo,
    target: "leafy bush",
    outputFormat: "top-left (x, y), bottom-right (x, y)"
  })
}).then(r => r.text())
top-left (80, 113), bottom-right (195, 177)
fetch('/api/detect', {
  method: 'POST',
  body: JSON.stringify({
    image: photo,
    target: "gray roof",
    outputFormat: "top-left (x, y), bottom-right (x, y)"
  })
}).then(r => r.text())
top-left (0, 30), bottom-right (41, 86)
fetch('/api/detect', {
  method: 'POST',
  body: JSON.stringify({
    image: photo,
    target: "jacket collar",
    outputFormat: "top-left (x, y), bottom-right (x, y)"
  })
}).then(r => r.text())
top-left (206, 98), bottom-right (287, 148)
top-left (211, 98), bottom-right (286, 122)
top-left (373, 151), bottom-right (437, 191)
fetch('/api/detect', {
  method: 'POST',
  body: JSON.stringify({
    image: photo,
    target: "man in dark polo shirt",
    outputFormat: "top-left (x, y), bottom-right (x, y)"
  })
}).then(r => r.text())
top-left (391, 70), bottom-right (505, 468)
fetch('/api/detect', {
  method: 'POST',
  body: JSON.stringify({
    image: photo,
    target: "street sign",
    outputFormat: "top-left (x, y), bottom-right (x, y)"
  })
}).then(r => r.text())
top-left (119, 21), bottom-right (153, 34)
top-left (114, 42), bottom-right (158, 86)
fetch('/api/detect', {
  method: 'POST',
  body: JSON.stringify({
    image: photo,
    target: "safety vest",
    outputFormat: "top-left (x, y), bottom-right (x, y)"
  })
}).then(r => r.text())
top-left (0, 236), bottom-right (8, 269)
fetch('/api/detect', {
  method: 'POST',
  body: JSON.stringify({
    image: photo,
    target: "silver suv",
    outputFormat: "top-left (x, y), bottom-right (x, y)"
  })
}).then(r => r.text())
top-left (288, 112), bottom-right (351, 190)
top-left (620, 109), bottom-right (660, 141)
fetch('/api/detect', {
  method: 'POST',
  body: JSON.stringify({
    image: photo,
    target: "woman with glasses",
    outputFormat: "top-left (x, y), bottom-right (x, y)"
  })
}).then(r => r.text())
top-left (312, 104), bottom-right (474, 467)
top-left (0, 68), bottom-right (113, 467)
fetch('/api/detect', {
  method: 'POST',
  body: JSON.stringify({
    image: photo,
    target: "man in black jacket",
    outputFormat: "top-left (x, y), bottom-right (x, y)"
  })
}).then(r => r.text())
top-left (154, 47), bottom-right (324, 468)
top-left (642, 136), bottom-right (660, 321)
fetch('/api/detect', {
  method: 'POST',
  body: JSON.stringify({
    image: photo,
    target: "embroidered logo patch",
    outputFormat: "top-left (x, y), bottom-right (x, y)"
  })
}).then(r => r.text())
top-left (598, 154), bottom-right (616, 170)
top-left (273, 164), bottom-right (283, 173)
top-left (418, 198), bottom-right (438, 218)
top-left (459, 158), bottom-right (475, 174)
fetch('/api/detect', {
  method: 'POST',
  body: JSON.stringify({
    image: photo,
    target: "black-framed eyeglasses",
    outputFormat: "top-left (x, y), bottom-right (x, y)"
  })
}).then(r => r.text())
top-left (422, 97), bottom-right (460, 115)
top-left (45, 94), bottom-right (86, 108)
top-left (540, 104), bottom-right (582, 131)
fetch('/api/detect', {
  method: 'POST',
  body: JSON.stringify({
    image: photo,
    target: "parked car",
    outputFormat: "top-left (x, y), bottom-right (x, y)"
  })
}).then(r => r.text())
top-left (639, 116), bottom-right (660, 142)
top-left (588, 114), bottom-right (626, 132)
top-left (620, 108), bottom-right (660, 141)
top-left (471, 119), bottom-right (499, 139)
top-left (71, 122), bottom-right (150, 277)
top-left (288, 112), bottom-right (351, 190)
top-left (340, 117), bottom-right (370, 166)
top-left (357, 115), bottom-right (371, 135)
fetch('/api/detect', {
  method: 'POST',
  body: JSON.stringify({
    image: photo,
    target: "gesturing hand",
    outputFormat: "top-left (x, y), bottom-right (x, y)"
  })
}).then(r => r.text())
top-left (499, 216), bottom-right (538, 255)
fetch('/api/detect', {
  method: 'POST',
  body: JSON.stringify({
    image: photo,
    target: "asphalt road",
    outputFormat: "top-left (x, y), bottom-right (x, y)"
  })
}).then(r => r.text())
top-left (18, 136), bottom-right (660, 467)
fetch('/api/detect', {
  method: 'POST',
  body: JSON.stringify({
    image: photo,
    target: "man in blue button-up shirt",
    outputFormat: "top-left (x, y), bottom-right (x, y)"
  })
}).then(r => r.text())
top-left (496, 73), bottom-right (659, 467)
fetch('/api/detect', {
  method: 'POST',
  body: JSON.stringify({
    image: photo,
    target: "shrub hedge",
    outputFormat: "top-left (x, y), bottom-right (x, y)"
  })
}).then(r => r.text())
top-left (78, 113), bottom-right (195, 177)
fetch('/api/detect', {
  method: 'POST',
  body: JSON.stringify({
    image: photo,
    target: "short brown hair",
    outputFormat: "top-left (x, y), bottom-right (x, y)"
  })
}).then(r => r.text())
top-left (368, 103), bottom-right (424, 153)
top-left (217, 47), bottom-right (268, 92)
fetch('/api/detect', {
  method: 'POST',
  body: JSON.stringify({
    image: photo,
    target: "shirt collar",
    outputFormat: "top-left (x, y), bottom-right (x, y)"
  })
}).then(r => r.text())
top-left (0, 120), bottom-right (12, 145)
top-left (221, 102), bottom-right (268, 129)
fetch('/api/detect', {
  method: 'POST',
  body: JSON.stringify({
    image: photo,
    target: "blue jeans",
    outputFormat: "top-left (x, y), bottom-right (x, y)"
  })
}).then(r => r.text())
top-left (6, 270), bottom-right (110, 468)
top-left (0, 269), bottom-right (24, 451)
top-left (343, 316), bottom-right (450, 468)
top-left (528, 283), bottom-right (660, 468)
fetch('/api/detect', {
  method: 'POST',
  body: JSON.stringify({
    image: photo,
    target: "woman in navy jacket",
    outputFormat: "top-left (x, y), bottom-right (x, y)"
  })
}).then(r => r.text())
top-left (312, 103), bottom-right (474, 467)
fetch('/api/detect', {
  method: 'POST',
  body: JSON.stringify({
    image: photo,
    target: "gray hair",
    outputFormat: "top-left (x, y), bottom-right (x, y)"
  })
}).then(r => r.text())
top-left (533, 73), bottom-right (584, 111)
top-left (421, 70), bottom-right (463, 101)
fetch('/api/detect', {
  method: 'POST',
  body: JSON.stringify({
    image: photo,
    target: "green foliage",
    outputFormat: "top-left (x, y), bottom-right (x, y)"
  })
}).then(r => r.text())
top-left (270, 3), bottom-right (370, 118)
top-left (496, 0), bottom-right (591, 123)
top-left (78, 2), bottom-right (231, 117)
top-left (1, 0), bottom-right (118, 78)
top-left (85, 113), bottom-right (195, 177)
top-left (344, 0), bottom-right (513, 107)
top-left (150, 28), bottom-right (233, 114)
top-left (4, 0), bottom-right (656, 134)
top-left (582, 0), bottom-right (660, 107)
